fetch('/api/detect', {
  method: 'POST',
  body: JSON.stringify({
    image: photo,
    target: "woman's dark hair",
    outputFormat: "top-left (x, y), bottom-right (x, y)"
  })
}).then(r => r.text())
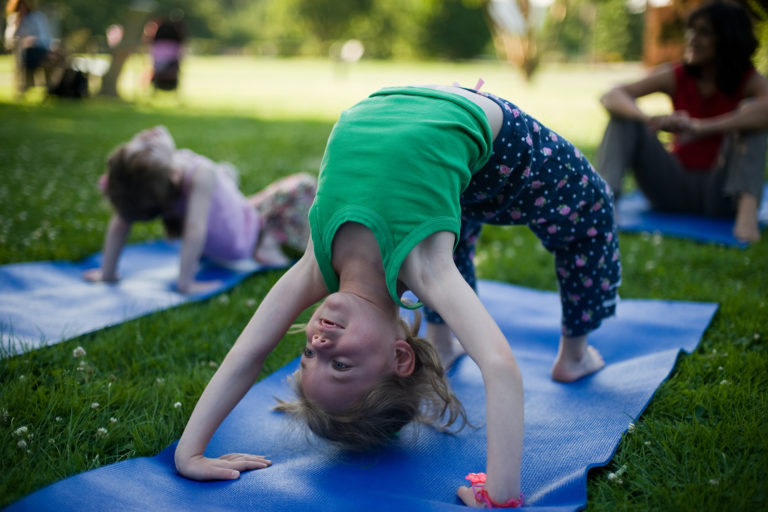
top-left (685, 1), bottom-right (759, 95)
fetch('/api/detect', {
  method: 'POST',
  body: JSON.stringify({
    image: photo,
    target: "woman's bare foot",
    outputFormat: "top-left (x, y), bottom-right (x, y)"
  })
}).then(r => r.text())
top-left (551, 335), bottom-right (605, 382)
top-left (733, 193), bottom-right (761, 243)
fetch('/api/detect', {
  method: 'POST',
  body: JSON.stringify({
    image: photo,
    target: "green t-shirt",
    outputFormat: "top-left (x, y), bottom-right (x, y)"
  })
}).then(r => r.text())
top-left (309, 86), bottom-right (492, 307)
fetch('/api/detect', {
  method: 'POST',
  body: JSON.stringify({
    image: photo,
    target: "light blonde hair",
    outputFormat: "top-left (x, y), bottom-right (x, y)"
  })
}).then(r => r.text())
top-left (275, 311), bottom-right (468, 451)
top-left (105, 143), bottom-right (183, 235)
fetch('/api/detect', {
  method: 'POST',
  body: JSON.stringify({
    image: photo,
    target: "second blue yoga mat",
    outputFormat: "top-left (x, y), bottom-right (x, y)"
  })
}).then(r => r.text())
top-left (616, 183), bottom-right (768, 246)
top-left (5, 280), bottom-right (718, 511)
top-left (0, 240), bottom-right (272, 356)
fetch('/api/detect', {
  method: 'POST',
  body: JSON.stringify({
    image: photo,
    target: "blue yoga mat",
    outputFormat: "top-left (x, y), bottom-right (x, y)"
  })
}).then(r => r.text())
top-left (5, 280), bottom-right (718, 511)
top-left (0, 240), bottom-right (273, 356)
top-left (616, 183), bottom-right (768, 246)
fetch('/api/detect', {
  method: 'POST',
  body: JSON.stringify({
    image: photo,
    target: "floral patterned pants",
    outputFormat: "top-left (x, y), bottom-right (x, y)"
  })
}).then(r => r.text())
top-left (250, 173), bottom-right (317, 252)
top-left (424, 92), bottom-right (621, 337)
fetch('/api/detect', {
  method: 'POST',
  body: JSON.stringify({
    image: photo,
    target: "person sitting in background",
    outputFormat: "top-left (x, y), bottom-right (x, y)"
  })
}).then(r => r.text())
top-left (596, 0), bottom-right (768, 243)
top-left (4, 0), bottom-right (53, 95)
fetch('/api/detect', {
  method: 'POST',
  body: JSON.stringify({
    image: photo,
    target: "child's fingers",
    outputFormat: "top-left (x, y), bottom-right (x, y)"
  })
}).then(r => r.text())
top-left (181, 454), bottom-right (271, 481)
top-left (456, 486), bottom-right (482, 507)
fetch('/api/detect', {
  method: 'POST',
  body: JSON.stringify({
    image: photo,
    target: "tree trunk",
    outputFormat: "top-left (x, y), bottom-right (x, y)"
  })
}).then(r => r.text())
top-left (98, 3), bottom-right (154, 98)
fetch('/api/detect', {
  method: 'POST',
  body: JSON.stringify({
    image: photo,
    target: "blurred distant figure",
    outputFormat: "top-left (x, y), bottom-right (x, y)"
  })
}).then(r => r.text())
top-left (144, 12), bottom-right (186, 92)
top-left (596, 0), bottom-right (768, 243)
top-left (4, 0), bottom-right (53, 95)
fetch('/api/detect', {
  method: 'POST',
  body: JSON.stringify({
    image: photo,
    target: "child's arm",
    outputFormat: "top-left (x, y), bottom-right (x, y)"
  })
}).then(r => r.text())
top-left (174, 239), bottom-right (328, 481)
top-left (176, 162), bottom-right (217, 294)
top-left (83, 214), bottom-right (131, 282)
top-left (402, 232), bottom-right (523, 506)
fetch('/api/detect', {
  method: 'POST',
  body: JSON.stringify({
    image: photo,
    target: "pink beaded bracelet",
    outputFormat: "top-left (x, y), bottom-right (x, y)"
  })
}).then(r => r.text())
top-left (465, 473), bottom-right (524, 508)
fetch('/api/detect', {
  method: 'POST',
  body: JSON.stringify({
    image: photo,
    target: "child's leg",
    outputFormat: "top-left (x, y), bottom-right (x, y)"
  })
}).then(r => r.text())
top-left (466, 92), bottom-right (620, 380)
top-left (249, 173), bottom-right (317, 264)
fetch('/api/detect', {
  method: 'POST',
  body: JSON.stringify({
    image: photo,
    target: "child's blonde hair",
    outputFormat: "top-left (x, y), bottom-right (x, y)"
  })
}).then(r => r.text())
top-left (275, 311), bottom-right (468, 451)
top-left (105, 143), bottom-right (182, 233)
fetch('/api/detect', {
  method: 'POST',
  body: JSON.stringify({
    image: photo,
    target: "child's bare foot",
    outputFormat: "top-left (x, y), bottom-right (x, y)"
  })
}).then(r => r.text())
top-left (436, 335), bottom-right (466, 370)
top-left (733, 193), bottom-right (761, 243)
top-left (426, 322), bottom-right (466, 370)
top-left (551, 334), bottom-right (605, 382)
top-left (254, 234), bottom-right (290, 266)
top-left (552, 345), bottom-right (605, 382)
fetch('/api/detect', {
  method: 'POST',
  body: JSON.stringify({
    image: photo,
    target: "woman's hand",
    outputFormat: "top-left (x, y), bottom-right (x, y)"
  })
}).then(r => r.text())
top-left (175, 452), bottom-right (271, 481)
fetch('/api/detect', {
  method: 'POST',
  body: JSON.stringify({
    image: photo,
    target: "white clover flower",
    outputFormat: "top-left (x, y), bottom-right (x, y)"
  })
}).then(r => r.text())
top-left (720, 379), bottom-right (728, 385)
top-left (19, 375), bottom-right (26, 381)
top-left (14, 426), bottom-right (28, 437)
top-left (91, 402), bottom-right (100, 409)
top-left (208, 360), bottom-right (219, 369)
top-left (110, 417), bottom-right (117, 424)
top-left (173, 402), bottom-right (182, 409)
top-left (644, 441), bottom-right (651, 446)
top-left (55, 416), bottom-right (63, 422)
top-left (709, 479), bottom-right (719, 486)
top-left (218, 294), bottom-right (230, 304)
top-left (156, 377), bottom-right (165, 385)
top-left (17, 439), bottom-right (27, 449)
top-left (627, 422), bottom-right (635, 434)
top-left (96, 427), bottom-right (108, 437)
top-left (73, 346), bottom-right (86, 358)
top-left (246, 298), bottom-right (256, 308)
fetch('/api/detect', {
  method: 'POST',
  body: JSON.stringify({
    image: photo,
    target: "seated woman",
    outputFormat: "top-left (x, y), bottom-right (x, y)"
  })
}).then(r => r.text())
top-left (596, 0), bottom-right (768, 243)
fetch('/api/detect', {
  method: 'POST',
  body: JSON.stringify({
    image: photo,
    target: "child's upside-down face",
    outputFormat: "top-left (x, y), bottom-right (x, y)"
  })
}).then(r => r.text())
top-left (299, 292), bottom-right (411, 412)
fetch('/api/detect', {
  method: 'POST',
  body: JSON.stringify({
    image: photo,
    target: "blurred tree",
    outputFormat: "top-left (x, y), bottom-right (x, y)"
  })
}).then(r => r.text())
top-left (592, 0), bottom-right (632, 61)
top-left (420, 0), bottom-right (492, 60)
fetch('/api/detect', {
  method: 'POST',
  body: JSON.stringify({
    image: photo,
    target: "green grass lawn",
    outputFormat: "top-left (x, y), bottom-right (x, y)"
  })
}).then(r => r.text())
top-left (0, 55), bottom-right (766, 510)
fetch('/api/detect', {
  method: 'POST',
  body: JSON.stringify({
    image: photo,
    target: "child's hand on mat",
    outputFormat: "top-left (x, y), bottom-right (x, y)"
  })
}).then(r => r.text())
top-left (176, 453), bottom-right (272, 481)
top-left (82, 268), bottom-right (119, 283)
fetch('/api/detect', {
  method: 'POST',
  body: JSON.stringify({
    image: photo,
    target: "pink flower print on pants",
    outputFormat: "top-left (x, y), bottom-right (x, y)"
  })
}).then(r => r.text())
top-left (510, 209), bottom-right (522, 220)
top-left (499, 165), bottom-right (511, 176)
top-left (541, 147), bottom-right (552, 156)
top-left (547, 224), bottom-right (558, 234)
top-left (575, 254), bottom-right (587, 267)
top-left (582, 276), bottom-right (593, 288)
top-left (581, 310), bottom-right (593, 323)
top-left (557, 204), bottom-right (571, 216)
top-left (587, 227), bottom-right (598, 237)
top-left (534, 196), bottom-right (546, 207)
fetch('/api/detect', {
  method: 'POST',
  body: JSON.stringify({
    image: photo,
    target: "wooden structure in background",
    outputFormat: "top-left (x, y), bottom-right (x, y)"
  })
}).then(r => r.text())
top-left (643, 0), bottom-right (704, 66)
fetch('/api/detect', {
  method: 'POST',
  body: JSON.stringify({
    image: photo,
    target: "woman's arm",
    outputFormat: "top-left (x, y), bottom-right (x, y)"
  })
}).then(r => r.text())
top-left (83, 214), bottom-right (131, 282)
top-left (402, 233), bottom-right (523, 506)
top-left (176, 161), bottom-right (216, 293)
top-left (600, 64), bottom-right (675, 122)
top-left (689, 72), bottom-right (768, 136)
top-left (175, 240), bottom-right (329, 480)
